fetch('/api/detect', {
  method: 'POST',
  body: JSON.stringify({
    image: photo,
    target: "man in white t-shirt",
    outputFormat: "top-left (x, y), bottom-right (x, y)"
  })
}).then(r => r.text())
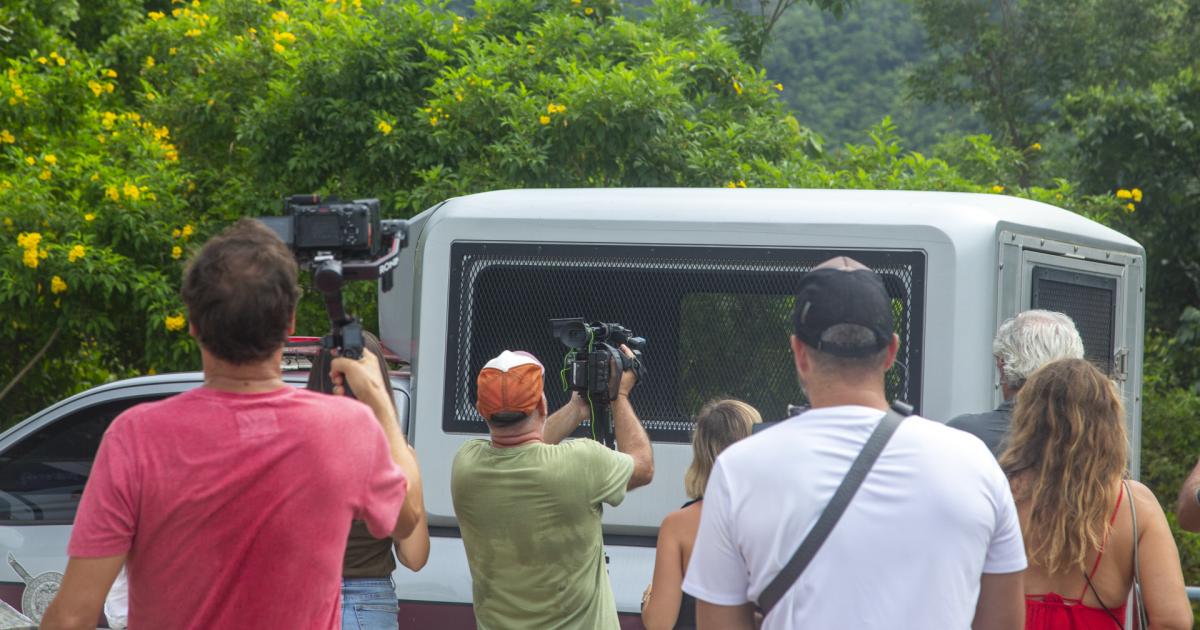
top-left (682, 256), bottom-right (1027, 630)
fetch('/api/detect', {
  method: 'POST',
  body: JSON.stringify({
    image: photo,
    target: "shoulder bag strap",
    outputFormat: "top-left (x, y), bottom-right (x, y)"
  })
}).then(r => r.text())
top-left (1125, 480), bottom-right (1149, 630)
top-left (756, 407), bottom-right (908, 617)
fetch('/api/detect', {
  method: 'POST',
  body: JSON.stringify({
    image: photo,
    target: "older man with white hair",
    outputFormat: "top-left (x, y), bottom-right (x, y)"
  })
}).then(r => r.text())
top-left (947, 309), bottom-right (1085, 456)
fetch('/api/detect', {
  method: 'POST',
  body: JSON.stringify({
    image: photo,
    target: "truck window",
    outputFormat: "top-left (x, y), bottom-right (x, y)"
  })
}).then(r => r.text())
top-left (0, 399), bottom-right (157, 523)
top-left (444, 243), bottom-right (926, 442)
top-left (1031, 266), bottom-right (1117, 374)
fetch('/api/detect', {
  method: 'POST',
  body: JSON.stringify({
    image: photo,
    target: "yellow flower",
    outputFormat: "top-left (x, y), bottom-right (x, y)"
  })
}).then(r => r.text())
top-left (24, 156), bottom-right (36, 166)
top-left (144, 56), bottom-right (156, 69)
top-left (182, 224), bottom-right (194, 238)
top-left (273, 43), bottom-right (286, 54)
top-left (53, 54), bottom-right (65, 67)
top-left (726, 181), bottom-right (737, 188)
top-left (272, 10), bottom-right (290, 23)
top-left (87, 80), bottom-right (104, 96)
top-left (991, 185), bottom-right (1005, 193)
top-left (185, 28), bottom-right (202, 37)
top-left (737, 180), bottom-right (747, 188)
top-left (22, 248), bottom-right (38, 269)
top-left (2, 217), bottom-right (10, 226)
top-left (1116, 188), bottom-right (1132, 199)
top-left (584, 6), bottom-right (594, 14)
top-left (169, 47), bottom-right (177, 56)
top-left (774, 83), bottom-right (783, 91)
top-left (36, 57), bottom-right (47, 65)
top-left (123, 182), bottom-right (141, 200)
top-left (165, 314), bottom-right (186, 332)
top-left (1125, 202), bottom-right (1136, 213)
top-left (17, 232), bottom-right (40, 249)
top-left (377, 120), bottom-right (393, 135)
top-left (148, 10), bottom-right (165, 20)
top-left (50, 276), bottom-right (67, 294)
top-left (538, 115), bottom-right (551, 125)
top-left (105, 82), bottom-right (114, 94)
top-left (0, 129), bottom-right (13, 143)
top-left (101, 111), bottom-right (117, 128)
top-left (547, 103), bottom-right (566, 114)
top-left (68, 244), bottom-right (86, 262)
top-left (1132, 188), bottom-right (1143, 202)
top-left (430, 116), bottom-right (440, 126)
top-left (105, 185), bottom-right (120, 201)
top-left (172, 228), bottom-right (182, 238)
top-left (154, 126), bottom-right (170, 140)
top-left (104, 69), bottom-right (118, 78)
top-left (1029, 142), bottom-right (1041, 151)
top-left (43, 154), bottom-right (57, 165)
top-left (732, 79), bottom-right (742, 96)
top-left (38, 169), bottom-right (51, 181)
top-left (274, 31), bottom-right (296, 43)
top-left (84, 213), bottom-right (95, 222)
top-left (171, 245), bottom-right (183, 259)
top-left (172, 8), bottom-right (182, 17)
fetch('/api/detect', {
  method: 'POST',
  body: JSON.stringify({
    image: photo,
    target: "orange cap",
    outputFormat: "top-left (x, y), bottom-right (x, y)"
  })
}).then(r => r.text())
top-left (476, 350), bottom-right (544, 420)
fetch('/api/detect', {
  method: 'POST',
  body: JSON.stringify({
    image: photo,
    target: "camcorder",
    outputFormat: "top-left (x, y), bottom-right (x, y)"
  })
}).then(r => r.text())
top-left (259, 195), bottom-right (406, 359)
top-left (550, 318), bottom-right (647, 447)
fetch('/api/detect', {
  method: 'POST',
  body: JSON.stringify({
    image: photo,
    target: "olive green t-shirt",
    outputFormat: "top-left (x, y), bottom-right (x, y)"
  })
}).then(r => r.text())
top-left (451, 439), bottom-right (635, 630)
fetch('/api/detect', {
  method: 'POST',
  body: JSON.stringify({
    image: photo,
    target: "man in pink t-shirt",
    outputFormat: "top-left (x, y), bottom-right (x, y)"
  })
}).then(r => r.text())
top-left (41, 219), bottom-right (425, 629)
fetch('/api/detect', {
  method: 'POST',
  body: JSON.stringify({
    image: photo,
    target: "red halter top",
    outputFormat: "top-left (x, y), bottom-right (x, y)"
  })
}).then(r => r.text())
top-left (1024, 484), bottom-right (1127, 629)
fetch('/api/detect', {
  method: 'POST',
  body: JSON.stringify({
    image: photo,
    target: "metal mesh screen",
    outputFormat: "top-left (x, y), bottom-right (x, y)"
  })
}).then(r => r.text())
top-left (1031, 266), bottom-right (1116, 375)
top-left (444, 243), bottom-right (926, 442)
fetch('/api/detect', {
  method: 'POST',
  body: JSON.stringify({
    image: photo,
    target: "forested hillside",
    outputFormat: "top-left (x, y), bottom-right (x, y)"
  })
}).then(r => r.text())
top-left (762, 0), bottom-right (979, 151)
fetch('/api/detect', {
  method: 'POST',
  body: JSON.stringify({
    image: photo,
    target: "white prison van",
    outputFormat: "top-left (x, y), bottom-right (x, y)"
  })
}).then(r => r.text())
top-left (380, 187), bottom-right (1145, 623)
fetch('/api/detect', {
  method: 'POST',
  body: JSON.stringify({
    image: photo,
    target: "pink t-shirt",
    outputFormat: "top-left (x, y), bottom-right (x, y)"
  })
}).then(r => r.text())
top-left (68, 386), bottom-right (408, 629)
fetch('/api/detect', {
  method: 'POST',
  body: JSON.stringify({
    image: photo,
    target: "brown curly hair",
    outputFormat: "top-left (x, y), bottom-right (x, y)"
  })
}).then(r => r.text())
top-left (998, 358), bottom-right (1127, 575)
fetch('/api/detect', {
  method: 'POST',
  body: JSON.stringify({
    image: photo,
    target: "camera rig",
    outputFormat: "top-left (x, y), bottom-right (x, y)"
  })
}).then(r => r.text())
top-left (259, 194), bottom-right (406, 359)
top-left (550, 318), bottom-right (647, 448)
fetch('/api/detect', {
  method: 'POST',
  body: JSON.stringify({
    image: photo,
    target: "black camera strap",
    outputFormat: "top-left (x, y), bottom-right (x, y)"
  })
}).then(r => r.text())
top-left (756, 404), bottom-right (908, 617)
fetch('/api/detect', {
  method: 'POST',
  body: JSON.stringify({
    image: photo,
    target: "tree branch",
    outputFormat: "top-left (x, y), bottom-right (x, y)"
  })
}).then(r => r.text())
top-left (0, 324), bottom-right (63, 404)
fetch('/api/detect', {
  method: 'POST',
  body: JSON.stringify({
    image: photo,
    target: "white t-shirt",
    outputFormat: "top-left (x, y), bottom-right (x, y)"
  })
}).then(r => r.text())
top-left (682, 405), bottom-right (1026, 629)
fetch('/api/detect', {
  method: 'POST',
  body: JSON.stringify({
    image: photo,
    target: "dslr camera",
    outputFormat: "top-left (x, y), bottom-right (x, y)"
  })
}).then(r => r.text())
top-left (258, 195), bottom-right (406, 359)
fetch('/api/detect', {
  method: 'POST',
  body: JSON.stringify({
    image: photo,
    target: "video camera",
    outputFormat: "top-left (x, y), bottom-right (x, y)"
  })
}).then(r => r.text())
top-left (550, 318), bottom-right (647, 447)
top-left (259, 195), bottom-right (406, 359)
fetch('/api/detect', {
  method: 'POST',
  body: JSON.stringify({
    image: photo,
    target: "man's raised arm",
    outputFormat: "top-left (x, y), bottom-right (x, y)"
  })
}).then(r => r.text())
top-left (614, 346), bottom-right (653, 489)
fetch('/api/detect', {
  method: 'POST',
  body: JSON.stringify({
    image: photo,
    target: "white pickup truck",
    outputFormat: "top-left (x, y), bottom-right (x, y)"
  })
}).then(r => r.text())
top-left (0, 188), bottom-right (1146, 627)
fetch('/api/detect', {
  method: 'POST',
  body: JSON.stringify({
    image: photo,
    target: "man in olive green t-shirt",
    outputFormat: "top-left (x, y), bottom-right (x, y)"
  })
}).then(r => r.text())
top-left (452, 349), bottom-right (654, 630)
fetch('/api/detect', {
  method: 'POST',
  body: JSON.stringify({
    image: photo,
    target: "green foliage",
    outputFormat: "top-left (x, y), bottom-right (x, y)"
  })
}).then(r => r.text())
top-left (0, 42), bottom-right (203, 425)
top-left (1062, 65), bottom-right (1200, 333)
top-left (1139, 331), bottom-right (1200, 589)
top-left (762, 0), bottom-right (981, 151)
top-left (914, 0), bottom-right (1183, 138)
top-left (697, 0), bottom-right (851, 65)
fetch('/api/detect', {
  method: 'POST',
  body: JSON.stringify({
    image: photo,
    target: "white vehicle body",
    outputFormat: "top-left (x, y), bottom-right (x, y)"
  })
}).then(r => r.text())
top-left (2, 188), bottom-right (1144, 626)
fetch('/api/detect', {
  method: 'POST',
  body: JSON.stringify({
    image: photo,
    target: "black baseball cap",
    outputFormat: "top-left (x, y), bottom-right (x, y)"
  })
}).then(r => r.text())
top-left (793, 258), bottom-right (894, 357)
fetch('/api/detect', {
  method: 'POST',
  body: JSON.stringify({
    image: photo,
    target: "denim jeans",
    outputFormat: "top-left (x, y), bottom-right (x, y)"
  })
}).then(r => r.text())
top-left (341, 577), bottom-right (399, 630)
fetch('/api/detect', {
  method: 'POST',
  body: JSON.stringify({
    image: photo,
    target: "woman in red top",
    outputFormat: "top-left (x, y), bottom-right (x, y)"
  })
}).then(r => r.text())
top-left (999, 358), bottom-right (1191, 629)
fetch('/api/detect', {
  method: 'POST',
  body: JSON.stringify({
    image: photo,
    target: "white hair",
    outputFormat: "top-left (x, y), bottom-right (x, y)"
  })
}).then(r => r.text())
top-left (992, 310), bottom-right (1085, 390)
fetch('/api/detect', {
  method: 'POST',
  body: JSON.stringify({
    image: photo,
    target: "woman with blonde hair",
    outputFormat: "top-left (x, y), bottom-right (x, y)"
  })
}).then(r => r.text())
top-left (642, 399), bottom-right (761, 630)
top-left (999, 358), bottom-right (1191, 629)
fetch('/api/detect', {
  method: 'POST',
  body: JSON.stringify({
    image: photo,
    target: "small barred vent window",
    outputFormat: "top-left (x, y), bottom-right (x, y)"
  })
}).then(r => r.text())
top-left (1031, 266), bottom-right (1117, 375)
top-left (444, 243), bottom-right (926, 443)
